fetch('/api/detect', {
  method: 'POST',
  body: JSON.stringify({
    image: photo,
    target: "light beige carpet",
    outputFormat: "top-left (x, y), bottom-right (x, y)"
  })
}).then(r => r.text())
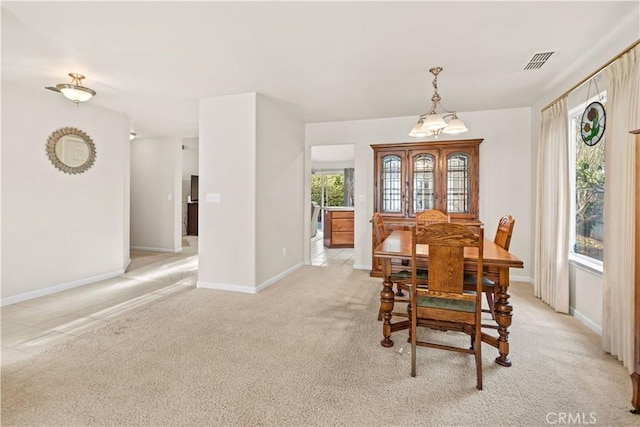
top-left (1, 264), bottom-right (637, 426)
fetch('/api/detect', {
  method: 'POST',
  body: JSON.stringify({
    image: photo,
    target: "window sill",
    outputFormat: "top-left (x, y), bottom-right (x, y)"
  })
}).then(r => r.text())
top-left (569, 254), bottom-right (603, 277)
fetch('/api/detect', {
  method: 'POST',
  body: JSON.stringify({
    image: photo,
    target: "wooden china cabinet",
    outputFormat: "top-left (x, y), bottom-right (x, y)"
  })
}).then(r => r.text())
top-left (370, 138), bottom-right (483, 276)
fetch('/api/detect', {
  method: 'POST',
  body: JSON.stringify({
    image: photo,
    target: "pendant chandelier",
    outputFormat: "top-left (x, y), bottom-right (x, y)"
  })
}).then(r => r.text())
top-left (409, 67), bottom-right (468, 138)
top-left (45, 73), bottom-right (96, 105)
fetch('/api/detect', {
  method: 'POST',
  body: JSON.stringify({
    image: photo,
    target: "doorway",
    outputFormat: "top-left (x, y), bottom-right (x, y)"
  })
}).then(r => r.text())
top-left (309, 144), bottom-right (355, 266)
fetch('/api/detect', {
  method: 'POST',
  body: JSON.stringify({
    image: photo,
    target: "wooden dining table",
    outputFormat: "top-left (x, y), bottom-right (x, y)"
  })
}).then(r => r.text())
top-left (374, 229), bottom-right (524, 367)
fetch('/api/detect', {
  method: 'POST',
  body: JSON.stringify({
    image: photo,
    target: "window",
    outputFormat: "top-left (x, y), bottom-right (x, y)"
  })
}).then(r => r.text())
top-left (311, 171), bottom-right (345, 207)
top-left (569, 95), bottom-right (606, 265)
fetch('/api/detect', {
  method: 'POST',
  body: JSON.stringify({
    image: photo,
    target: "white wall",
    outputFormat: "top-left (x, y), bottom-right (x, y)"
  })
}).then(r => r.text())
top-left (130, 137), bottom-right (182, 252)
top-left (198, 93), bottom-right (257, 291)
top-left (1, 82), bottom-right (130, 304)
top-left (305, 107), bottom-right (532, 282)
top-left (255, 95), bottom-right (305, 284)
top-left (569, 265), bottom-right (603, 334)
top-left (198, 93), bottom-right (305, 292)
top-left (528, 10), bottom-right (638, 332)
top-left (122, 129), bottom-right (131, 270)
top-left (181, 137), bottom-right (199, 235)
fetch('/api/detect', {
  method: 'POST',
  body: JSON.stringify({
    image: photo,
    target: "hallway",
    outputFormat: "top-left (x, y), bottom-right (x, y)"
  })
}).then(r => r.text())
top-left (1, 237), bottom-right (198, 366)
top-left (1, 234), bottom-right (355, 366)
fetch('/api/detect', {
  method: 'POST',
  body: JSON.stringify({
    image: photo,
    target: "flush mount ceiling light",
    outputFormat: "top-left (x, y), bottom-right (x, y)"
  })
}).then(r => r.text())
top-left (45, 73), bottom-right (96, 105)
top-left (409, 67), bottom-right (468, 138)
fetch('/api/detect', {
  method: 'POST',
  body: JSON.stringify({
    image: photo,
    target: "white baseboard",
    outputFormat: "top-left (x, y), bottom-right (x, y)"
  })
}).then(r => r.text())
top-left (197, 281), bottom-right (259, 294)
top-left (257, 262), bottom-right (304, 291)
top-left (1, 269), bottom-right (125, 307)
top-left (130, 246), bottom-right (181, 253)
top-left (570, 306), bottom-right (602, 335)
top-left (197, 262), bottom-right (304, 294)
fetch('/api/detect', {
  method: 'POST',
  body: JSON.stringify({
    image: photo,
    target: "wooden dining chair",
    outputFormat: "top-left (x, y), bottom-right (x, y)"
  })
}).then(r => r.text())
top-left (410, 222), bottom-right (485, 390)
top-left (494, 215), bottom-right (515, 251)
top-left (373, 213), bottom-right (427, 321)
top-left (464, 215), bottom-right (515, 319)
top-left (372, 212), bottom-right (387, 247)
top-left (415, 209), bottom-right (450, 229)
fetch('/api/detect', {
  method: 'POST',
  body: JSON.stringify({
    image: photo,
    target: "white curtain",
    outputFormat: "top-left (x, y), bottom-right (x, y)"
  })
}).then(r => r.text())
top-left (602, 45), bottom-right (640, 372)
top-left (534, 97), bottom-right (570, 313)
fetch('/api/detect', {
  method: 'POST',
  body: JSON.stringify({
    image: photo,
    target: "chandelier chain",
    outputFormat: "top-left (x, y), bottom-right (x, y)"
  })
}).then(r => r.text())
top-left (408, 66), bottom-right (468, 138)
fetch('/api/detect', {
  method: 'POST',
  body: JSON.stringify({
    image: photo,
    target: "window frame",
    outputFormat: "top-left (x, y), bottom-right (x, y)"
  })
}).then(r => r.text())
top-left (567, 92), bottom-right (607, 274)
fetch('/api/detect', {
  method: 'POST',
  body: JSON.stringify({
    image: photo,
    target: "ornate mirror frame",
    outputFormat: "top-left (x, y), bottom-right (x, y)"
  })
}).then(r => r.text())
top-left (46, 127), bottom-right (96, 174)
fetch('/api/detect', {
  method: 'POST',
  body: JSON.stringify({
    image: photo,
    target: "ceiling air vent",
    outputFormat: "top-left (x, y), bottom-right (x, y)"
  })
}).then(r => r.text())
top-left (524, 51), bottom-right (555, 70)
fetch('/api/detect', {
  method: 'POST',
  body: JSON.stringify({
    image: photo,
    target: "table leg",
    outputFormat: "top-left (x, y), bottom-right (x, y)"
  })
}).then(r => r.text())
top-left (380, 259), bottom-right (395, 347)
top-left (494, 267), bottom-right (513, 366)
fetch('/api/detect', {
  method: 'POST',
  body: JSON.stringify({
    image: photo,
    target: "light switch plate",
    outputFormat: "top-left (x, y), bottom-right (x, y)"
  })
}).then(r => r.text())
top-left (206, 193), bottom-right (221, 203)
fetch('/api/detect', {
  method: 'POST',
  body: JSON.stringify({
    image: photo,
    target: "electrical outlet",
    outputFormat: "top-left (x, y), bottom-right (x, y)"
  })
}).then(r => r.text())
top-left (282, 247), bottom-right (286, 256)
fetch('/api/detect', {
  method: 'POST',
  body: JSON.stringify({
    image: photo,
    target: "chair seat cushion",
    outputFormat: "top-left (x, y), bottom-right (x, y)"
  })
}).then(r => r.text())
top-left (463, 273), bottom-right (495, 286)
top-left (417, 295), bottom-right (476, 313)
top-left (391, 269), bottom-right (428, 280)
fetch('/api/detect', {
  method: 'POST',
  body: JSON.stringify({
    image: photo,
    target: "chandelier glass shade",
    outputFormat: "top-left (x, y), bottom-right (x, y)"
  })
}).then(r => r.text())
top-left (56, 73), bottom-right (96, 104)
top-left (409, 67), bottom-right (468, 138)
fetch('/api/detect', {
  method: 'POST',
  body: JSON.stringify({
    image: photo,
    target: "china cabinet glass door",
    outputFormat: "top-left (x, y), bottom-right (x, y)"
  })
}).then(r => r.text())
top-left (446, 153), bottom-right (471, 214)
top-left (379, 154), bottom-right (403, 214)
top-left (410, 151), bottom-right (437, 216)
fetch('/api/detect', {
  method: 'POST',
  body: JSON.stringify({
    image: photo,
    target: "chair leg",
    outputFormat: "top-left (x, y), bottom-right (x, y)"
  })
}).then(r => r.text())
top-left (410, 303), bottom-right (417, 377)
top-left (378, 305), bottom-right (383, 321)
top-left (485, 291), bottom-right (495, 320)
top-left (475, 328), bottom-right (483, 390)
top-left (407, 303), bottom-right (413, 342)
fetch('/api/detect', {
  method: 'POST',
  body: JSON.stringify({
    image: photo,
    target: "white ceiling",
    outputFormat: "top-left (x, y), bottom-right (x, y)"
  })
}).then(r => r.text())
top-left (2, 1), bottom-right (637, 139)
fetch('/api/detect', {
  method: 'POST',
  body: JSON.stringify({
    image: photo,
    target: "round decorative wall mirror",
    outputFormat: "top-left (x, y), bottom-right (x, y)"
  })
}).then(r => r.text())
top-left (46, 127), bottom-right (96, 174)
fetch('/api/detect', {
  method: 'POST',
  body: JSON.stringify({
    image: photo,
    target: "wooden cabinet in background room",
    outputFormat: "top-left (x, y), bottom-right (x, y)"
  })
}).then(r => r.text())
top-left (323, 209), bottom-right (354, 248)
top-left (187, 202), bottom-right (198, 236)
top-left (370, 139), bottom-right (483, 276)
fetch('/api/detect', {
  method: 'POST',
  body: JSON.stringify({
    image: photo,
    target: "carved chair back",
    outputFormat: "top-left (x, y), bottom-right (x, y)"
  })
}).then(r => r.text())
top-left (372, 213), bottom-right (387, 246)
top-left (493, 215), bottom-right (515, 251)
top-left (415, 209), bottom-right (450, 229)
